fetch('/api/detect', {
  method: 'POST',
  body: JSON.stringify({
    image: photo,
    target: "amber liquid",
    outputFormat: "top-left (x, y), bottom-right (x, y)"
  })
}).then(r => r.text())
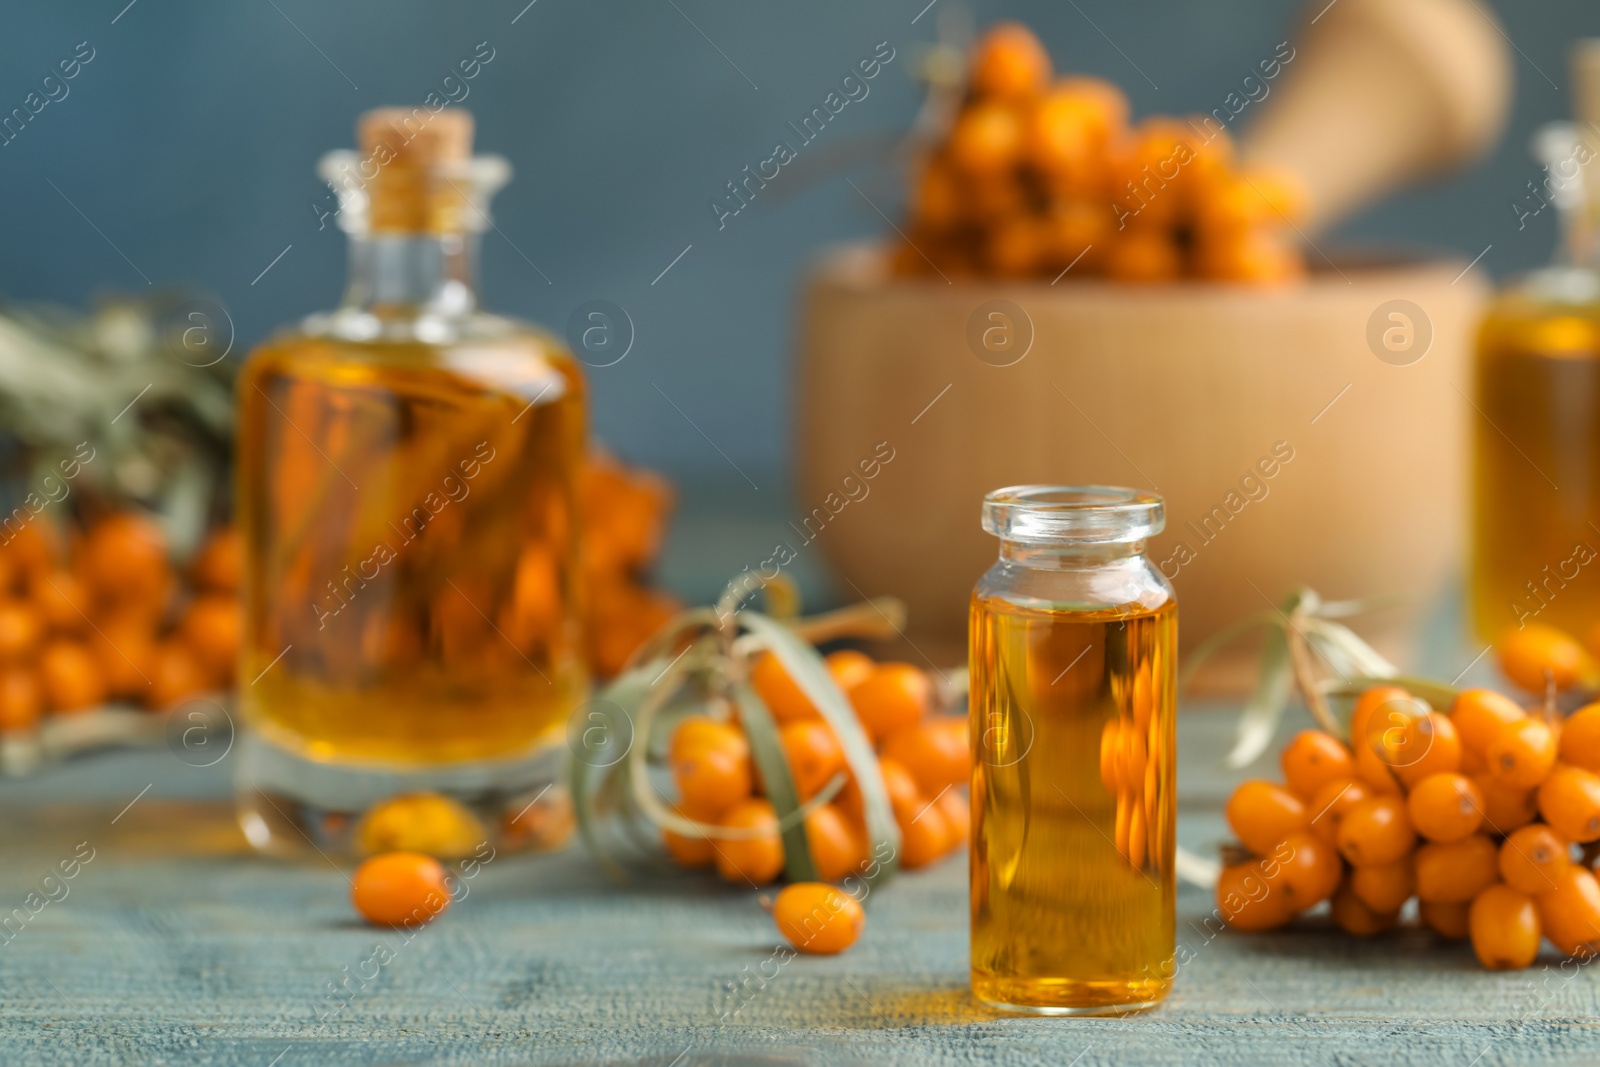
top-left (969, 594), bottom-right (1176, 1014)
top-left (1471, 294), bottom-right (1600, 641)
top-left (236, 329), bottom-right (587, 764)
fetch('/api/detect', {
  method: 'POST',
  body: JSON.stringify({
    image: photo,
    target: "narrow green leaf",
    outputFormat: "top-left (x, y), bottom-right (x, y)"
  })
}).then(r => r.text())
top-left (1225, 624), bottom-right (1293, 769)
top-left (733, 683), bottom-right (818, 884)
top-left (739, 611), bottom-right (900, 887)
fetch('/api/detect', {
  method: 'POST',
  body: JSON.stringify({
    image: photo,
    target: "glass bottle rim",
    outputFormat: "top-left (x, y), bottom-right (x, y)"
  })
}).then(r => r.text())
top-left (982, 485), bottom-right (1164, 545)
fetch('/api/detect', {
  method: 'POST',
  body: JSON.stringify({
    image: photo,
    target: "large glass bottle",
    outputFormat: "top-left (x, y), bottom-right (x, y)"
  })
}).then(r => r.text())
top-left (969, 486), bottom-right (1177, 1015)
top-left (1471, 43), bottom-right (1600, 641)
top-left (235, 108), bottom-right (586, 856)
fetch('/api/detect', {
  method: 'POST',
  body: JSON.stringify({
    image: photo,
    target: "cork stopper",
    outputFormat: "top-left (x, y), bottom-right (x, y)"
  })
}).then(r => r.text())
top-left (357, 107), bottom-right (475, 234)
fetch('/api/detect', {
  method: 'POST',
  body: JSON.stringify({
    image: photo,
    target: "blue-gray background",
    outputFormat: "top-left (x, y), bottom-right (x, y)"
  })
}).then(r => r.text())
top-left (0, 0), bottom-right (1590, 520)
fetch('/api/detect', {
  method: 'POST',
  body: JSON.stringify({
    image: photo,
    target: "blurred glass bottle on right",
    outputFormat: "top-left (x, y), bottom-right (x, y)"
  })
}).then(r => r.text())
top-left (1472, 41), bottom-right (1600, 642)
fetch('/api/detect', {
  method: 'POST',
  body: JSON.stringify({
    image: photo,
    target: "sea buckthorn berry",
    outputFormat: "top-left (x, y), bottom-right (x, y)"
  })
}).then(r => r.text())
top-left (1307, 777), bottom-right (1371, 845)
top-left (1471, 773), bottom-right (1539, 835)
top-left (0, 600), bottom-right (43, 662)
top-left (1349, 686), bottom-right (1425, 751)
top-left (147, 640), bottom-right (208, 710)
top-left (1330, 883), bottom-right (1398, 937)
top-left (751, 653), bottom-right (821, 723)
top-left (1281, 730), bottom-right (1355, 800)
top-left (1353, 733), bottom-right (1402, 795)
top-left (351, 852), bottom-right (452, 927)
top-left (1538, 764), bottom-right (1600, 843)
top-left (662, 796), bottom-right (725, 868)
top-left (878, 757), bottom-right (924, 827)
top-left (1261, 831), bottom-right (1342, 910)
top-left (1336, 795), bottom-right (1415, 867)
top-left (192, 525), bottom-right (241, 592)
top-left (1419, 899), bottom-right (1471, 940)
top-left (1387, 711), bottom-right (1462, 789)
top-left (1225, 780), bottom-right (1307, 856)
top-left (1536, 865), bottom-right (1600, 959)
top-left (772, 882), bottom-right (865, 955)
top-left (1350, 859), bottom-right (1414, 914)
top-left (1450, 689), bottom-right (1525, 753)
top-left (950, 102), bottom-right (1025, 177)
top-left (80, 512), bottom-right (167, 603)
top-left (880, 717), bottom-right (969, 795)
top-left (39, 639), bottom-right (107, 713)
top-left (804, 803), bottom-right (866, 882)
top-left (1498, 623), bottom-right (1590, 693)
top-left (1100, 718), bottom-right (1124, 791)
top-left (1559, 703), bottom-right (1600, 773)
top-left (669, 715), bottom-right (749, 765)
top-left (1470, 884), bottom-right (1541, 970)
top-left (970, 22), bottom-right (1051, 100)
top-left (1106, 228), bottom-right (1181, 284)
top-left (899, 796), bottom-right (954, 871)
top-left (824, 650), bottom-right (876, 694)
top-left (715, 799), bottom-right (785, 885)
top-left (1406, 773), bottom-right (1485, 843)
top-left (32, 570), bottom-right (91, 632)
top-left (1499, 823), bottom-right (1572, 896)
top-left (780, 720), bottom-right (845, 802)
top-left (357, 793), bottom-right (486, 858)
top-left (672, 741), bottom-right (752, 815)
top-left (1216, 859), bottom-right (1294, 931)
top-left (937, 788), bottom-right (970, 846)
top-left (0, 668), bottom-right (42, 732)
top-left (1414, 833), bottom-right (1498, 904)
top-left (847, 663), bottom-right (930, 742)
top-left (1485, 718), bottom-right (1559, 790)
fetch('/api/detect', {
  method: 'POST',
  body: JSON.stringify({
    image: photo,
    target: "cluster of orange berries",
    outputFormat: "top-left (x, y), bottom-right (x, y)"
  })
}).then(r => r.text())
top-left (895, 22), bottom-right (1305, 284)
top-left (0, 513), bottom-right (238, 730)
top-left (1220, 684), bottom-right (1600, 970)
top-left (662, 650), bottom-right (969, 886)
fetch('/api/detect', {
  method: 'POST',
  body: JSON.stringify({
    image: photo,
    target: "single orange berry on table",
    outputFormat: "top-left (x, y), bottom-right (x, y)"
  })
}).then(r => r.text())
top-left (847, 663), bottom-right (930, 742)
top-left (1216, 859), bottom-right (1294, 931)
top-left (804, 803), bottom-right (866, 882)
top-left (750, 653), bottom-right (820, 724)
top-left (1414, 833), bottom-right (1499, 904)
top-left (1406, 772), bottom-right (1484, 843)
top-left (1419, 899), bottom-right (1471, 940)
top-left (1499, 823), bottom-right (1572, 896)
top-left (715, 798), bottom-right (785, 885)
top-left (1486, 717), bottom-right (1559, 790)
top-left (351, 852), bottom-right (452, 927)
top-left (1471, 773), bottom-right (1539, 835)
top-left (1536, 864), bottom-right (1600, 958)
top-left (0, 667), bottom-right (43, 731)
top-left (1497, 623), bottom-right (1590, 693)
top-left (1280, 729), bottom-right (1355, 800)
top-left (1470, 884), bottom-right (1542, 970)
top-left (39, 639), bottom-right (107, 713)
top-left (779, 719), bottom-right (844, 801)
top-left (1330, 883), bottom-right (1398, 937)
top-left (1538, 764), bottom-right (1600, 843)
top-left (1559, 702), bottom-right (1600, 773)
top-left (146, 640), bottom-right (209, 711)
top-left (672, 741), bottom-right (752, 815)
top-left (1450, 688), bottom-right (1525, 754)
top-left (669, 715), bottom-right (748, 765)
top-left (1336, 795), bottom-right (1415, 867)
top-left (969, 21), bottom-right (1051, 100)
top-left (1350, 859), bottom-right (1414, 914)
top-left (1262, 830), bottom-right (1342, 910)
top-left (772, 882), bottom-right (865, 955)
top-left (1225, 779), bottom-right (1307, 856)
top-left (0, 600), bottom-right (44, 662)
top-left (824, 649), bottom-right (876, 694)
top-left (1306, 777), bottom-right (1371, 845)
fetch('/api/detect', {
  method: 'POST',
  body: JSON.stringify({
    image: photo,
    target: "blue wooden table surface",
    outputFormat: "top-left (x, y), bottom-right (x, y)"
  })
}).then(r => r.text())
top-left (6, 691), bottom-right (1600, 1066)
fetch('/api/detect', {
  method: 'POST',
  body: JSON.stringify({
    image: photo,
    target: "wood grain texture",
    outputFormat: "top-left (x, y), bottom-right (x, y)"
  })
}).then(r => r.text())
top-left (1, 704), bottom-right (1597, 1065)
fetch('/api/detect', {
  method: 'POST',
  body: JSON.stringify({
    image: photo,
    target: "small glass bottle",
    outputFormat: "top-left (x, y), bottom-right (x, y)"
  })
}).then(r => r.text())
top-left (1471, 43), bottom-right (1600, 641)
top-left (234, 108), bottom-right (587, 857)
top-left (969, 486), bottom-right (1176, 1015)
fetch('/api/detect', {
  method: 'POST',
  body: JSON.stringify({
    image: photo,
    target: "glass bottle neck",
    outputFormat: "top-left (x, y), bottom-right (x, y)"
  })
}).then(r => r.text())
top-left (342, 231), bottom-right (480, 318)
top-left (999, 539), bottom-right (1147, 569)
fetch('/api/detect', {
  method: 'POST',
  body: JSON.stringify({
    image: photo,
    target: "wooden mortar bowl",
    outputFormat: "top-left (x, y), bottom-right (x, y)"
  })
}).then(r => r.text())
top-left (796, 244), bottom-right (1486, 685)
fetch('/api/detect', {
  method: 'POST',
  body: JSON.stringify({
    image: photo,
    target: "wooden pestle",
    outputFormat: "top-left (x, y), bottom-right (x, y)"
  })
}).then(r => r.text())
top-left (1242, 0), bottom-right (1512, 235)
